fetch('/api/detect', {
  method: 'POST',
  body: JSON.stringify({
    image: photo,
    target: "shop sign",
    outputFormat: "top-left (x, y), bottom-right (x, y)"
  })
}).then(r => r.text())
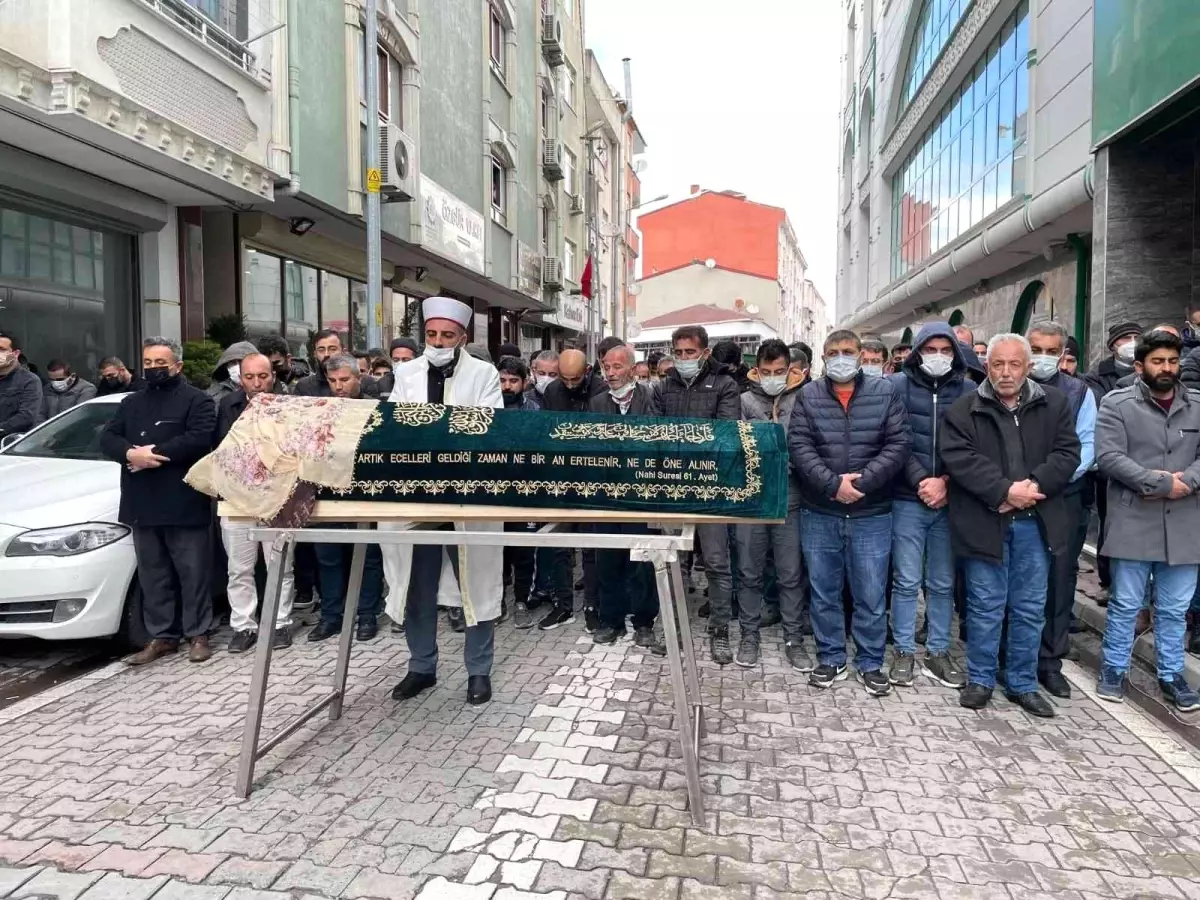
top-left (544, 293), bottom-right (587, 331)
top-left (517, 242), bottom-right (542, 299)
top-left (421, 176), bottom-right (485, 274)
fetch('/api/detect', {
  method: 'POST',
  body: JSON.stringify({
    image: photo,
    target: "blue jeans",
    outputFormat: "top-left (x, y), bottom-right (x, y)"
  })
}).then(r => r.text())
top-left (963, 518), bottom-right (1049, 694)
top-left (801, 510), bottom-right (891, 671)
top-left (890, 500), bottom-right (954, 654)
top-left (1104, 560), bottom-right (1198, 680)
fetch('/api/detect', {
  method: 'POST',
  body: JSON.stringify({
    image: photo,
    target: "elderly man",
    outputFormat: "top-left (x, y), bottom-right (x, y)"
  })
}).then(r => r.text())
top-left (100, 338), bottom-right (216, 664)
top-left (97, 356), bottom-right (145, 396)
top-left (43, 359), bottom-right (97, 419)
top-left (1026, 322), bottom-right (1097, 698)
top-left (789, 329), bottom-right (912, 694)
top-left (530, 350), bottom-right (560, 399)
top-left (941, 333), bottom-right (1081, 717)
top-left (1096, 330), bottom-right (1200, 710)
top-left (214, 354), bottom-right (295, 652)
top-left (590, 344), bottom-right (665, 650)
top-left (384, 297), bottom-right (504, 706)
top-left (0, 331), bottom-right (43, 440)
top-left (306, 354), bottom-right (387, 644)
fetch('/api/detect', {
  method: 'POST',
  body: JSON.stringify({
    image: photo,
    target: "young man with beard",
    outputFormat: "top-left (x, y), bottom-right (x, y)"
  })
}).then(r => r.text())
top-left (886, 323), bottom-right (974, 690)
top-left (1095, 330), bottom-right (1200, 710)
top-left (734, 340), bottom-right (812, 670)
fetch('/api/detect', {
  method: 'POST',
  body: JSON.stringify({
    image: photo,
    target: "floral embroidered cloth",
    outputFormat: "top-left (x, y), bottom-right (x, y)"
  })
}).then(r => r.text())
top-left (185, 393), bottom-right (378, 523)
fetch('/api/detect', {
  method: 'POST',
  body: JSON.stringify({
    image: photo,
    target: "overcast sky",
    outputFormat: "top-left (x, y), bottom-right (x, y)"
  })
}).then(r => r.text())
top-left (586, 0), bottom-right (841, 316)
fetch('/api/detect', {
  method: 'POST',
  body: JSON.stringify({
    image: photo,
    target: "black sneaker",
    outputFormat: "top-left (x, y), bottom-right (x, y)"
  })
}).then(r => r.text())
top-left (307, 621), bottom-right (339, 642)
top-left (859, 669), bottom-right (891, 697)
top-left (272, 627), bottom-right (292, 650)
top-left (228, 629), bottom-right (257, 653)
top-left (633, 626), bottom-right (666, 656)
top-left (735, 633), bottom-right (760, 668)
top-left (390, 618), bottom-right (406, 634)
top-left (809, 663), bottom-right (848, 688)
top-left (538, 607), bottom-right (576, 631)
top-left (960, 682), bottom-right (993, 709)
top-left (512, 601), bottom-right (535, 630)
top-left (447, 608), bottom-right (466, 633)
top-left (709, 626), bottom-right (733, 665)
top-left (784, 641), bottom-right (815, 673)
top-left (593, 625), bottom-right (626, 645)
top-left (1160, 674), bottom-right (1200, 712)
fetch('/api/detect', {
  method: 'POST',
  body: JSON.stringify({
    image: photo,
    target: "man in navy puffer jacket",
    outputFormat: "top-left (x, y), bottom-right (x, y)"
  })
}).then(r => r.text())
top-left (885, 323), bottom-right (975, 691)
top-left (788, 329), bottom-right (912, 697)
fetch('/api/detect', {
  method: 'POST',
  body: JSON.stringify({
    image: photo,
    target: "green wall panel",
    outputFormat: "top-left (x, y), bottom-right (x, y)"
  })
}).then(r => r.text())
top-left (1093, 0), bottom-right (1200, 145)
top-left (296, 0), bottom-right (349, 210)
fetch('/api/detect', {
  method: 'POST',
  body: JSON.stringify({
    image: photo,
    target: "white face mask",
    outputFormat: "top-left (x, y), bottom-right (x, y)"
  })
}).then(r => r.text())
top-left (49, 378), bottom-right (70, 392)
top-left (825, 356), bottom-right (860, 383)
top-left (227, 362), bottom-right (241, 384)
top-left (861, 364), bottom-right (885, 378)
top-left (0, 351), bottom-right (14, 368)
top-left (919, 353), bottom-right (953, 379)
top-left (534, 374), bottom-right (556, 394)
top-left (609, 380), bottom-right (636, 400)
top-left (673, 359), bottom-right (702, 381)
top-left (424, 345), bottom-right (457, 368)
top-left (760, 374), bottom-right (788, 396)
top-left (1116, 341), bottom-right (1137, 364)
top-left (1030, 353), bottom-right (1061, 381)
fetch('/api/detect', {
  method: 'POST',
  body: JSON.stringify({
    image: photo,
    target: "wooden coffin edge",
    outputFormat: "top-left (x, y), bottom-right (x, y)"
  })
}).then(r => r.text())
top-left (218, 500), bottom-right (785, 526)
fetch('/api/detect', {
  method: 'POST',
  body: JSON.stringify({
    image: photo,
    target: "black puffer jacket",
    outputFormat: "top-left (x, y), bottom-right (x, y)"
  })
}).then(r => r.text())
top-left (292, 365), bottom-right (381, 399)
top-left (542, 369), bottom-right (609, 412)
top-left (787, 372), bottom-right (912, 517)
top-left (1182, 347), bottom-right (1200, 391)
top-left (658, 360), bottom-right (741, 420)
top-left (1084, 356), bottom-right (1133, 398)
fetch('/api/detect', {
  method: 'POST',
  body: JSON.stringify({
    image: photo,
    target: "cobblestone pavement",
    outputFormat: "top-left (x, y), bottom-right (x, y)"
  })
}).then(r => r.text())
top-left (3, 607), bottom-right (1200, 900)
top-left (0, 638), bottom-right (120, 710)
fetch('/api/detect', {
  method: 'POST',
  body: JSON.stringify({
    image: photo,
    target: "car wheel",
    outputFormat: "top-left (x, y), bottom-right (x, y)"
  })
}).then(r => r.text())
top-left (116, 578), bottom-right (151, 651)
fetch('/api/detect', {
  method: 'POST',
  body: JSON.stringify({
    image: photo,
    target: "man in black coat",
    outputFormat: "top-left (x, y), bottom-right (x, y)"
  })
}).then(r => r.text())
top-left (100, 337), bottom-right (216, 665)
top-left (788, 329), bottom-right (912, 697)
top-left (941, 333), bottom-right (1081, 718)
top-left (658, 325), bottom-right (742, 665)
top-left (292, 329), bottom-right (381, 399)
top-left (541, 348), bottom-right (607, 412)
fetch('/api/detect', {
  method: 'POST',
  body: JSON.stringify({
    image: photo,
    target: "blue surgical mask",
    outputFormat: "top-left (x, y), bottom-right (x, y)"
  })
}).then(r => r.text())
top-left (1030, 353), bottom-right (1060, 381)
top-left (825, 356), bottom-right (860, 383)
top-left (674, 359), bottom-right (702, 381)
top-left (861, 364), bottom-right (884, 378)
top-left (760, 375), bottom-right (788, 396)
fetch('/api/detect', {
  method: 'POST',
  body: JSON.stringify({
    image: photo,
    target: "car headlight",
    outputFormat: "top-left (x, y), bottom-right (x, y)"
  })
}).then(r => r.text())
top-left (5, 523), bottom-right (130, 558)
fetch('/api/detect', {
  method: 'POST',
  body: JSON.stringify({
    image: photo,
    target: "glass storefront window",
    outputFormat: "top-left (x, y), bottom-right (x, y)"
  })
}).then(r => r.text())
top-left (901, 0), bottom-right (970, 108)
top-left (242, 247), bottom-right (282, 343)
top-left (891, 2), bottom-right (1028, 281)
top-left (350, 280), bottom-right (369, 351)
top-left (0, 204), bottom-right (133, 378)
top-left (283, 261), bottom-right (319, 359)
top-left (321, 272), bottom-right (350, 344)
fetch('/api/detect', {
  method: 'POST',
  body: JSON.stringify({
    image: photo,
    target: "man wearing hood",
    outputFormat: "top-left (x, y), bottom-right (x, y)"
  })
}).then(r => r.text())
top-left (1085, 321), bottom-right (1143, 601)
top-left (659, 325), bottom-right (742, 664)
top-left (789, 330), bottom-right (912, 696)
top-left (941, 334), bottom-right (1081, 717)
top-left (43, 359), bottom-right (97, 419)
top-left (885, 323), bottom-right (974, 691)
top-left (734, 339), bottom-right (812, 670)
top-left (1027, 322), bottom-right (1097, 698)
top-left (206, 341), bottom-right (258, 403)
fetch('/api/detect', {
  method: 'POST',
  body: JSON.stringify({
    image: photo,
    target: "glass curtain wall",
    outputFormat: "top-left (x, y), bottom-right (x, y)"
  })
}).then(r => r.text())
top-left (901, 0), bottom-right (972, 108)
top-left (890, 2), bottom-right (1028, 281)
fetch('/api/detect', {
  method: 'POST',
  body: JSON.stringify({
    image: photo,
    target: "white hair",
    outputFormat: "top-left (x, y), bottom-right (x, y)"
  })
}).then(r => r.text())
top-left (603, 343), bottom-right (637, 366)
top-left (143, 336), bottom-right (182, 362)
top-left (1026, 321), bottom-right (1069, 344)
top-left (324, 353), bottom-right (359, 375)
top-left (533, 350), bottom-right (560, 364)
top-left (986, 332), bottom-right (1032, 361)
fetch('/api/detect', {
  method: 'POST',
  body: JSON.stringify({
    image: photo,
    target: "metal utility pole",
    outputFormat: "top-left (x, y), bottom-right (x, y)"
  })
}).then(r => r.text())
top-left (614, 58), bottom-right (632, 340)
top-left (364, 0), bottom-right (383, 349)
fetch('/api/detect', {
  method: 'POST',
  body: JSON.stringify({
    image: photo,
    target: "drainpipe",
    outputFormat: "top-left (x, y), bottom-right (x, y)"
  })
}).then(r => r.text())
top-left (281, 0), bottom-right (301, 195)
top-left (1067, 232), bottom-right (1089, 368)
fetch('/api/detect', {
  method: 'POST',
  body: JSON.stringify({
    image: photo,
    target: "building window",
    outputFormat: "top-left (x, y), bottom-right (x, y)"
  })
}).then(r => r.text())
top-left (890, 2), bottom-right (1028, 280)
top-left (542, 205), bottom-right (553, 254)
top-left (491, 155), bottom-right (508, 226)
top-left (564, 238), bottom-right (576, 282)
top-left (901, 0), bottom-right (971, 108)
top-left (563, 148), bottom-right (576, 197)
top-left (489, 5), bottom-right (505, 78)
top-left (560, 63), bottom-right (575, 110)
top-left (359, 39), bottom-right (404, 128)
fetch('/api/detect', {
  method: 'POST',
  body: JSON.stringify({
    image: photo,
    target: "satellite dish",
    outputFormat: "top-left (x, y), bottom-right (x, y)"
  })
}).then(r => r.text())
top-left (627, 322), bottom-right (642, 339)
top-left (705, 258), bottom-right (716, 269)
top-left (747, 304), bottom-right (760, 315)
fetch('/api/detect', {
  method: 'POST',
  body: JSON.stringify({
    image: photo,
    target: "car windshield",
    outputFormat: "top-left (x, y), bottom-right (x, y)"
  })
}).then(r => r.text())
top-left (4, 402), bottom-right (121, 462)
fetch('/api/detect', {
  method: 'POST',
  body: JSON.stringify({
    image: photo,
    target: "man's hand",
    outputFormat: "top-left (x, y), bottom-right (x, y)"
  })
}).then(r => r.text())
top-left (836, 473), bottom-right (865, 504)
top-left (918, 477), bottom-right (948, 509)
top-left (126, 445), bottom-right (170, 471)
top-left (1169, 473), bottom-right (1193, 500)
top-left (1006, 479), bottom-right (1045, 509)
top-left (998, 501), bottom-right (1016, 514)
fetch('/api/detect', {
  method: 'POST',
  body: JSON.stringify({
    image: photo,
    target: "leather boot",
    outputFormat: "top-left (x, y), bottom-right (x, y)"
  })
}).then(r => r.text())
top-left (188, 635), bottom-right (213, 663)
top-left (127, 639), bottom-right (178, 666)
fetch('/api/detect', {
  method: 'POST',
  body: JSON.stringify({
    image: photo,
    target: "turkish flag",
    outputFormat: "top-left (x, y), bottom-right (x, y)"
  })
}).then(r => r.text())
top-left (580, 254), bottom-right (594, 300)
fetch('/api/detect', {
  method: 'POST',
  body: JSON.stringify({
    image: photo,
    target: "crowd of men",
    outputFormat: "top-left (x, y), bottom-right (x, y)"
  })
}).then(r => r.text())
top-left (4, 299), bottom-right (1200, 715)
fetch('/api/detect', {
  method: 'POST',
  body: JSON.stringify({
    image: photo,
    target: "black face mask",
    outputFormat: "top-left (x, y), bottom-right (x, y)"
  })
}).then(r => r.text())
top-left (502, 391), bottom-right (523, 408)
top-left (273, 364), bottom-right (290, 380)
top-left (144, 367), bottom-right (178, 389)
top-left (101, 375), bottom-right (124, 390)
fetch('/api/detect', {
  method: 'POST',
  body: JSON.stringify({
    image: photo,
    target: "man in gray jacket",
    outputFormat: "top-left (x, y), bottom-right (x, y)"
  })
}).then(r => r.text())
top-left (43, 359), bottom-right (97, 419)
top-left (0, 331), bottom-right (42, 439)
top-left (1095, 329), bottom-right (1200, 711)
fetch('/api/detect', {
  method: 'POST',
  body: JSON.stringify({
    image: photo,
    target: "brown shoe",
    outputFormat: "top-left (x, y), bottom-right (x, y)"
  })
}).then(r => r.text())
top-left (127, 639), bottom-right (178, 666)
top-left (188, 635), bottom-right (213, 663)
top-left (1135, 608), bottom-right (1153, 637)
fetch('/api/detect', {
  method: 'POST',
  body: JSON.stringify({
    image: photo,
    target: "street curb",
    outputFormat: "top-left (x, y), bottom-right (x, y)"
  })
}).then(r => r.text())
top-left (0, 658), bottom-right (127, 726)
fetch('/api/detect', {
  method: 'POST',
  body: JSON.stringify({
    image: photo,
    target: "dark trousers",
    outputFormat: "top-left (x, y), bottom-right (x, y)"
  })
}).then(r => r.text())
top-left (1094, 474), bottom-right (1111, 589)
top-left (132, 525), bottom-right (214, 642)
top-left (315, 539), bottom-right (384, 628)
top-left (534, 546), bottom-right (574, 612)
top-left (292, 542), bottom-right (317, 597)
top-left (503, 522), bottom-right (538, 605)
top-left (1040, 486), bottom-right (1088, 676)
top-left (406, 528), bottom-right (495, 676)
top-left (596, 523), bottom-right (657, 630)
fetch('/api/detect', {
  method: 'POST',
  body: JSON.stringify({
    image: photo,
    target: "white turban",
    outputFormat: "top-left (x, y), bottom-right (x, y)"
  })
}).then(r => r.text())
top-left (422, 296), bottom-right (473, 329)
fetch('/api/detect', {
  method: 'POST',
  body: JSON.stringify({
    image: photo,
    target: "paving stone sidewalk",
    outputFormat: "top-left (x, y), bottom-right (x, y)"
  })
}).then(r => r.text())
top-left (3, 607), bottom-right (1200, 900)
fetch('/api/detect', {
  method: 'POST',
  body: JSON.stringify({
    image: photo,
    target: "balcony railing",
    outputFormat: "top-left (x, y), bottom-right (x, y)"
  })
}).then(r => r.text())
top-left (137, 0), bottom-right (257, 74)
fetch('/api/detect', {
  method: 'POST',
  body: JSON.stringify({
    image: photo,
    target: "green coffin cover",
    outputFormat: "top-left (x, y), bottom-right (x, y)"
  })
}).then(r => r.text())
top-left (324, 404), bottom-right (787, 520)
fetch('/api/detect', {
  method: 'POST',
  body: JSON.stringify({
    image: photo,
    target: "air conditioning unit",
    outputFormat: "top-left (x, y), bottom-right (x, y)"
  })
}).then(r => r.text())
top-left (379, 123), bottom-right (416, 201)
top-left (542, 256), bottom-right (563, 289)
top-left (569, 193), bottom-right (584, 215)
top-left (541, 139), bottom-right (564, 182)
top-left (541, 13), bottom-right (565, 67)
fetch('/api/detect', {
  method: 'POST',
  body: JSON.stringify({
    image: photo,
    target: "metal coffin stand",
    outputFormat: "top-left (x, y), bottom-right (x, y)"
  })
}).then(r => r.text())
top-left (233, 509), bottom-right (709, 826)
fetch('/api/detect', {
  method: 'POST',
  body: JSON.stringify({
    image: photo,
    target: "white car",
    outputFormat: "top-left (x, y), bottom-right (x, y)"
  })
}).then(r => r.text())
top-left (0, 395), bottom-right (147, 647)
